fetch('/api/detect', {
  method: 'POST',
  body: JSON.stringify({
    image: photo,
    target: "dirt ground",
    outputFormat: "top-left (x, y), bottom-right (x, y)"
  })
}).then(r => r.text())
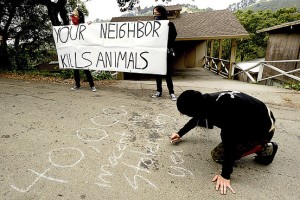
top-left (1, 71), bottom-right (300, 200)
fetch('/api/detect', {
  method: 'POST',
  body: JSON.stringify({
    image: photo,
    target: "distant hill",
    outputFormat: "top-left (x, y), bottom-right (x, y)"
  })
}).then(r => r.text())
top-left (120, 3), bottom-right (211, 17)
top-left (228, 0), bottom-right (258, 12)
top-left (119, 0), bottom-right (300, 18)
top-left (241, 0), bottom-right (300, 11)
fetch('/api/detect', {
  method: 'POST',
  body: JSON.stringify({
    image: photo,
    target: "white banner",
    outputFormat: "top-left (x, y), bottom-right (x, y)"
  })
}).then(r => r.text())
top-left (53, 20), bottom-right (169, 75)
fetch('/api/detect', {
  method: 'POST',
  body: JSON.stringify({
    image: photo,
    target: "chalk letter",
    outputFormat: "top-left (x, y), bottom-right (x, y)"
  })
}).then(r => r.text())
top-left (124, 174), bottom-right (157, 190)
top-left (168, 166), bottom-right (194, 178)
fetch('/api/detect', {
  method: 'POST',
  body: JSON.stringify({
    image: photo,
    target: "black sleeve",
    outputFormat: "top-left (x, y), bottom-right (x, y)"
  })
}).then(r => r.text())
top-left (220, 129), bottom-right (238, 180)
top-left (168, 22), bottom-right (177, 48)
top-left (178, 117), bottom-right (198, 137)
top-left (178, 117), bottom-right (213, 138)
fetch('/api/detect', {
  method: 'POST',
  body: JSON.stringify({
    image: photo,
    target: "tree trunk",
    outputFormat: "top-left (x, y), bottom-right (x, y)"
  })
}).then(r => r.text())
top-left (0, 3), bottom-right (16, 70)
top-left (34, 0), bottom-right (69, 26)
top-left (0, 0), bottom-right (70, 70)
top-left (0, 38), bottom-right (10, 70)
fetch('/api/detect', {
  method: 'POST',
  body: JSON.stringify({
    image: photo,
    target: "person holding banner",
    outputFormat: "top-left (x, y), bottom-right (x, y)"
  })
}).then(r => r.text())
top-left (151, 5), bottom-right (177, 101)
top-left (170, 90), bottom-right (278, 195)
top-left (70, 8), bottom-right (97, 92)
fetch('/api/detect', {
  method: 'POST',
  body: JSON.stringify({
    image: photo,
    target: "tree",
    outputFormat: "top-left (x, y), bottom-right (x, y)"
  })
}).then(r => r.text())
top-left (228, 0), bottom-right (257, 12)
top-left (117, 0), bottom-right (174, 12)
top-left (0, 1), bottom-right (55, 70)
top-left (0, 0), bottom-right (63, 70)
top-left (33, 0), bottom-right (88, 26)
top-left (234, 7), bottom-right (300, 61)
top-left (0, 0), bottom-right (19, 70)
top-left (11, 5), bottom-right (54, 70)
top-left (0, 0), bottom-right (87, 70)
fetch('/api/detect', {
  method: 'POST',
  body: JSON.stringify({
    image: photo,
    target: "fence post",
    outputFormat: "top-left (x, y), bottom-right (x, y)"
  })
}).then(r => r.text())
top-left (257, 62), bottom-right (264, 82)
top-left (228, 39), bottom-right (237, 79)
top-left (217, 39), bottom-right (223, 74)
top-left (209, 40), bottom-right (214, 70)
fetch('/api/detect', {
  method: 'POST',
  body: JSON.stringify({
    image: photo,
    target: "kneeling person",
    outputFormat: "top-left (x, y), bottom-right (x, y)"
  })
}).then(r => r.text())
top-left (170, 90), bottom-right (278, 195)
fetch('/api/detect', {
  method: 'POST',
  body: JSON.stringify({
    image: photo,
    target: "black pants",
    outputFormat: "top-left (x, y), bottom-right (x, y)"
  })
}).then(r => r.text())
top-left (155, 54), bottom-right (174, 95)
top-left (73, 69), bottom-right (94, 88)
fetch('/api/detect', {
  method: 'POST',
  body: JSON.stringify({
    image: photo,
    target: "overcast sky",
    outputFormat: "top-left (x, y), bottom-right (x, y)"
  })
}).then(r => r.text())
top-left (85, 0), bottom-right (241, 21)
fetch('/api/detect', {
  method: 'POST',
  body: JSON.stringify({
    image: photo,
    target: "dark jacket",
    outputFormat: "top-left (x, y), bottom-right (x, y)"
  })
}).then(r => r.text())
top-left (177, 90), bottom-right (275, 179)
top-left (168, 22), bottom-right (177, 49)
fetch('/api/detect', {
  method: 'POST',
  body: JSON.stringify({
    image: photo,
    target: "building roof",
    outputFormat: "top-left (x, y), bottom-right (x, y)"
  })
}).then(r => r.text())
top-left (257, 20), bottom-right (300, 33)
top-left (165, 5), bottom-right (182, 11)
top-left (111, 9), bottom-right (249, 41)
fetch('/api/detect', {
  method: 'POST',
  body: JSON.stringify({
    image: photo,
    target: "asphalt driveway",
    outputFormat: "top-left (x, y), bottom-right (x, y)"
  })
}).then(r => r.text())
top-left (1, 71), bottom-right (300, 200)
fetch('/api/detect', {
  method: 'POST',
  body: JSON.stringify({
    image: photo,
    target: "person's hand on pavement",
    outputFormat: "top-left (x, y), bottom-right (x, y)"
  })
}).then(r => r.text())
top-left (212, 174), bottom-right (235, 195)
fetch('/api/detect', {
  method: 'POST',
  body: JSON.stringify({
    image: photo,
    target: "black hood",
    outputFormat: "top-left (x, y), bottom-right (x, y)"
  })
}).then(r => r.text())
top-left (176, 90), bottom-right (207, 117)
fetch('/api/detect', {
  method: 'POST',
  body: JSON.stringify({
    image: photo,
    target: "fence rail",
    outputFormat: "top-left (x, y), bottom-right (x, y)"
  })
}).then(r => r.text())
top-left (233, 60), bottom-right (300, 83)
top-left (204, 56), bottom-right (300, 83)
top-left (204, 56), bottom-right (230, 77)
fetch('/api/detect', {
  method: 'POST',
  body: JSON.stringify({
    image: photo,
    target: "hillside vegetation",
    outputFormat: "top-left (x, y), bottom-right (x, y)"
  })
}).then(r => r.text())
top-left (244, 0), bottom-right (300, 11)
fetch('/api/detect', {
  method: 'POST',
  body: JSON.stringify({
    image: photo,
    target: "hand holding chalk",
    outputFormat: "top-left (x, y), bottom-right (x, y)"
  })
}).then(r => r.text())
top-left (170, 133), bottom-right (181, 144)
top-left (170, 138), bottom-right (182, 144)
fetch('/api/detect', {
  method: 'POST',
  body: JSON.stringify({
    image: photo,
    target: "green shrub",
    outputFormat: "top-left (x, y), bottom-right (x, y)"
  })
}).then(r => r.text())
top-left (91, 71), bottom-right (114, 80)
top-left (284, 83), bottom-right (300, 91)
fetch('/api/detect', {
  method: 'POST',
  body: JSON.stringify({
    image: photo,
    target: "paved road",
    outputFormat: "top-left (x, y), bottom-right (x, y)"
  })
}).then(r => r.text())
top-left (1, 70), bottom-right (300, 200)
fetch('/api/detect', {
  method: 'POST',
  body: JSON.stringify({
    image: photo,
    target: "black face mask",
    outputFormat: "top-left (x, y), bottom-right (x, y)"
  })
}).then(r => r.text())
top-left (154, 16), bottom-right (162, 20)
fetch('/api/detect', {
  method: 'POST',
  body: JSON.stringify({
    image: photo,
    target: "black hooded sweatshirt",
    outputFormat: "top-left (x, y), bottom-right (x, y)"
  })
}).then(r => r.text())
top-left (176, 90), bottom-right (275, 179)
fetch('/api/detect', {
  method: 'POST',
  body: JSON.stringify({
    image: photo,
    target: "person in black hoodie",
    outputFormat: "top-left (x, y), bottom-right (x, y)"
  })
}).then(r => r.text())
top-left (171, 90), bottom-right (278, 195)
top-left (151, 5), bottom-right (177, 101)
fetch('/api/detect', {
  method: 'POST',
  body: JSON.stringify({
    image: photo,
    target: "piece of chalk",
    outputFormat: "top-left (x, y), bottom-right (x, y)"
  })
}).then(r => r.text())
top-left (170, 139), bottom-right (181, 144)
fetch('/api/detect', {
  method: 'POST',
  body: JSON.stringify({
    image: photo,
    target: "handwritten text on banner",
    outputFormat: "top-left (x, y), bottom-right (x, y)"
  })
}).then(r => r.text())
top-left (53, 20), bottom-right (169, 75)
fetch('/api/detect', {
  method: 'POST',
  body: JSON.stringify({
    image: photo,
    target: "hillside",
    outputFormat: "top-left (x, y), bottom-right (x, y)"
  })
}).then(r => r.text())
top-left (244, 0), bottom-right (300, 11)
top-left (120, 3), bottom-right (211, 17)
top-left (119, 0), bottom-right (300, 18)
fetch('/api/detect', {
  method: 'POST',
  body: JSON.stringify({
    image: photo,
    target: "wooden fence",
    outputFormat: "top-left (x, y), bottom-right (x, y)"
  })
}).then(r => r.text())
top-left (204, 56), bottom-right (300, 83)
top-left (204, 56), bottom-right (230, 77)
top-left (233, 60), bottom-right (300, 83)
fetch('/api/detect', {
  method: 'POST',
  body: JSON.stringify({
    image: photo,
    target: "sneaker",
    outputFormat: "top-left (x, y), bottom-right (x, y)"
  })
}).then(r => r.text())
top-left (254, 142), bottom-right (278, 165)
top-left (71, 86), bottom-right (80, 91)
top-left (152, 92), bottom-right (162, 98)
top-left (91, 86), bottom-right (97, 92)
top-left (170, 93), bottom-right (177, 101)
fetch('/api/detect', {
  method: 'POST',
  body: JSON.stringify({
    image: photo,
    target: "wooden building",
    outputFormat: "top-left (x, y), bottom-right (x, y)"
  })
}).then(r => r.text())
top-left (111, 6), bottom-right (249, 78)
top-left (257, 20), bottom-right (300, 83)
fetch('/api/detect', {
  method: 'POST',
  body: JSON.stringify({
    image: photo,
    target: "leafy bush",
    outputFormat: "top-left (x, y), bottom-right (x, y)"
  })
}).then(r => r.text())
top-left (58, 70), bottom-right (75, 79)
top-left (31, 69), bottom-right (114, 80)
top-left (284, 83), bottom-right (300, 91)
top-left (91, 71), bottom-right (114, 80)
